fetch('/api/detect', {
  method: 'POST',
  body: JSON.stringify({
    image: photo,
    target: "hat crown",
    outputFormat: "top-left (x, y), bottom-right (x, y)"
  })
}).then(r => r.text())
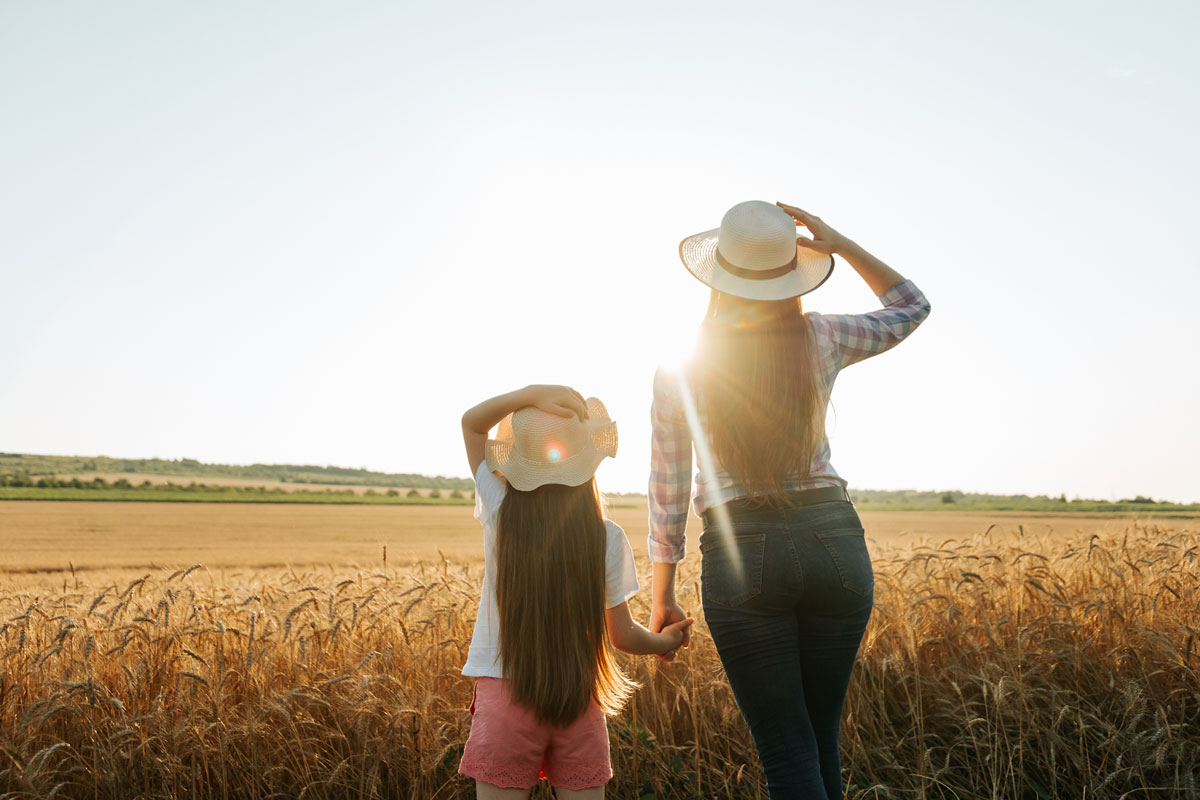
top-left (716, 201), bottom-right (797, 271)
top-left (506, 407), bottom-right (590, 465)
top-left (487, 397), bottom-right (618, 491)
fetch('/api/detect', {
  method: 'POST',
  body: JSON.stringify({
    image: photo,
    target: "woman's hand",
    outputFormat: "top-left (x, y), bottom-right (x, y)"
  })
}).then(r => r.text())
top-left (657, 616), bottom-right (695, 655)
top-left (778, 201), bottom-right (908, 296)
top-left (524, 384), bottom-right (589, 421)
top-left (606, 602), bottom-right (692, 657)
top-left (776, 202), bottom-right (845, 255)
top-left (649, 599), bottom-right (691, 662)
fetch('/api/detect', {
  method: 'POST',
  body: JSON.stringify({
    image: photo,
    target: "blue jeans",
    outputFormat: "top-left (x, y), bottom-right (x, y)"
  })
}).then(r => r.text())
top-left (700, 500), bottom-right (873, 800)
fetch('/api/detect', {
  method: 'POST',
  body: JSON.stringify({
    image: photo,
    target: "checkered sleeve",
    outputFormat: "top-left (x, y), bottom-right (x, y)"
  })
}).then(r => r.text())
top-left (648, 367), bottom-right (692, 563)
top-left (819, 279), bottom-right (931, 368)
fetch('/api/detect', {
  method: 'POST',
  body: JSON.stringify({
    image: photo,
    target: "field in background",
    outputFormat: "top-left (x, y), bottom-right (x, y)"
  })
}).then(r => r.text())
top-left (5, 452), bottom-right (1195, 513)
top-left (0, 501), bottom-right (1178, 575)
top-left (2, 521), bottom-right (1197, 798)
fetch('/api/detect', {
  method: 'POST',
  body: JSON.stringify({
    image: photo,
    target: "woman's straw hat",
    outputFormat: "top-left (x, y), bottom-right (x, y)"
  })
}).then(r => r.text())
top-left (679, 200), bottom-right (834, 301)
top-left (485, 397), bottom-right (618, 491)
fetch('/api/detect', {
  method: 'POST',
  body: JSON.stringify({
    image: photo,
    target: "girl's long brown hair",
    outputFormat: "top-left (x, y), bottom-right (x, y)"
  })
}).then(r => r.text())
top-left (495, 478), bottom-right (634, 726)
top-left (690, 291), bottom-right (824, 503)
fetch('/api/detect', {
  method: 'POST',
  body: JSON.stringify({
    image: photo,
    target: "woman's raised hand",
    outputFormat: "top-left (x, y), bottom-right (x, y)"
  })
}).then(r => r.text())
top-left (524, 384), bottom-right (589, 421)
top-left (779, 201), bottom-right (909, 296)
top-left (776, 202), bottom-right (844, 256)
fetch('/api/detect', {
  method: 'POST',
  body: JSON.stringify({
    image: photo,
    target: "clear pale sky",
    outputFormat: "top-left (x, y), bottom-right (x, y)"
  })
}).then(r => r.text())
top-left (3, 2), bottom-right (1197, 501)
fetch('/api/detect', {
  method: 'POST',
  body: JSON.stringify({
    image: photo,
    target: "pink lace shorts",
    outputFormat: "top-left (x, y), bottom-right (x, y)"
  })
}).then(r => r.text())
top-left (459, 677), bottom-right (612, 791)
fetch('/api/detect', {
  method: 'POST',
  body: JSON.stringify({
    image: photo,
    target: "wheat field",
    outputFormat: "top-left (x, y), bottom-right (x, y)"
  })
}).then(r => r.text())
top-left (2, 521), bottom-right (1198, 798)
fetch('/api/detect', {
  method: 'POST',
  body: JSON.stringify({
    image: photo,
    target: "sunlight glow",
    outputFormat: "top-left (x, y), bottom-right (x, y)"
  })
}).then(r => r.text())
top-left (656, 326), bottom-right (702, 375)
top-left (676, 373), bottom-right (742, 582)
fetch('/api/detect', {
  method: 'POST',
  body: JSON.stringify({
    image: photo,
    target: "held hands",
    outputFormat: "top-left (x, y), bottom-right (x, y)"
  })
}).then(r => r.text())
top-left (776, 202), bottom-right (847, 256)
top-left (650, 600), bottom-right (693, 662)
top-left (523, 384), bottom-right (589, 422)
top-left (656, 616), bottom-right (694, 659)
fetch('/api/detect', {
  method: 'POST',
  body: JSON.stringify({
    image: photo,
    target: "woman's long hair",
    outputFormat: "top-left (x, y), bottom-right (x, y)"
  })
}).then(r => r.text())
top-left (495, 477), bottom-right (634, 726)
top-left (689, 291), bottom-right (825, 503)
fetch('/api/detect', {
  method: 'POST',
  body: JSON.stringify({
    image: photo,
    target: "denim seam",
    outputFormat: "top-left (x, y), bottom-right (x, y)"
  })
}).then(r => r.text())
top-left (815, 530), bottom-right (872, 599)
top-left (785, 532), bottom-right (804, 596)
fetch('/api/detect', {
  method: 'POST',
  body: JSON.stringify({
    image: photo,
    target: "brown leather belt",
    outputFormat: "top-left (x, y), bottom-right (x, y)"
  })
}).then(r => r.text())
top-left (701, 486), bottom-right (851, 527)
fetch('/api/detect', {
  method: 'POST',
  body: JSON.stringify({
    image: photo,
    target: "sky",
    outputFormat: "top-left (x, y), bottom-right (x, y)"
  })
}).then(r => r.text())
top-left (2, 1), bottom-right (1198, 502)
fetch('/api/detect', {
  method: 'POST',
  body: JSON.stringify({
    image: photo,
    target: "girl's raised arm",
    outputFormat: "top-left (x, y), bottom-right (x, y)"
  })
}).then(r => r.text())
top-left (461, 385), bottom-right (590, 475)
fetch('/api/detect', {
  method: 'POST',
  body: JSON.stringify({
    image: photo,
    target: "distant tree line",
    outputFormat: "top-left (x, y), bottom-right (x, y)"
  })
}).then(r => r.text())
top-left (850, 488), bottom-right (1180, 506)
top-left (0, 474), bottom-right (345, 495)
top-left (0, 453), bottom-right (474, 490)
top-left (0, 474), bottom-right (482, 500)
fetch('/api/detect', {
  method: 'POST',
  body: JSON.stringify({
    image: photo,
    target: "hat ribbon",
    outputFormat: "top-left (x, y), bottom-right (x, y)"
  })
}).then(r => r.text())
top-left (715, 248), bottom-right (797, 280)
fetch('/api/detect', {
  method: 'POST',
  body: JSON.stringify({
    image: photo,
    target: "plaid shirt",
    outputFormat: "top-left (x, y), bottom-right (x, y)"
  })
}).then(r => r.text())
top-left (648, 279), bottom-right (931, 563)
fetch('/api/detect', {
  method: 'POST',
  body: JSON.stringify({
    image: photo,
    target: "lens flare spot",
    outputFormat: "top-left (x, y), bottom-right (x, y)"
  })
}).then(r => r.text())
top-left (547, 447), bottom-right (562, 463)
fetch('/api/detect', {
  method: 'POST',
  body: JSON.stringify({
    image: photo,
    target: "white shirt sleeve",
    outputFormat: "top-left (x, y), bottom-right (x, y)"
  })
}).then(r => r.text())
top-left (473, 462), bottom-right (508, 522)
top-left (604, 520), bottom-right (641, 609)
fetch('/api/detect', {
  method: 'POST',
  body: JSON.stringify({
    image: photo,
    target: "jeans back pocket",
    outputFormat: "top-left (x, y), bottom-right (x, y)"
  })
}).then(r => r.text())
top-left (700, 532), bottom-right (767, 607)
top-left (813, 528), bottom-right (874, 599)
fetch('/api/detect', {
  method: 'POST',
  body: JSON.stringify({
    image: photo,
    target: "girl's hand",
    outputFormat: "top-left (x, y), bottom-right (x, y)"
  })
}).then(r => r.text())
top-left (650, 599), bottom-right (691, 662)
top-left (524, 384), bottom-right (589, 421)
top-left (462, 384), bottom-right (587, 474)
top-left (605, 602), bottom-right (691, 658)
top-left (776, 202), bottom-right (845, 255)
top-left (658, 617), bottom-right (694, 655)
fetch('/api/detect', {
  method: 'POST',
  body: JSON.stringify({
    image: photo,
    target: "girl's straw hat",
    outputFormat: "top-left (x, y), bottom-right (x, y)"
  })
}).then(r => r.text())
top-left (485, 397), bottom-right (618, 491)
top-left (679, 200), bottom-right (834, 301)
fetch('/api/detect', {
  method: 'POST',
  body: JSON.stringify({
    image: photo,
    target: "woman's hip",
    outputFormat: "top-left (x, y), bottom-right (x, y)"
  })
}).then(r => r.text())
top-left (698, 500), bottom-right (873, 613)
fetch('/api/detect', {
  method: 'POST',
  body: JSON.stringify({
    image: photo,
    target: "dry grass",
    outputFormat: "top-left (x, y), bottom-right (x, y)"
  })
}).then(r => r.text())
top-left (1, 523), bottom-right (1198, 799)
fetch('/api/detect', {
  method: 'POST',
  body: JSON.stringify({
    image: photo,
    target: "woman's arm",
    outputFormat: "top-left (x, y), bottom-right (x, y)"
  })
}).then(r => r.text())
top-left (647, 368), bottom-right (694, 661)
top-left (776, 202), bottom-right (906, 296)
top-left (649, 562), bottom-right (689, 661)
top-left (461, 385), bottom-right (589, 475)
top-left (776, 201), bottom-right (930, 368)
top-left (606, 600), bottom-right (693, 656)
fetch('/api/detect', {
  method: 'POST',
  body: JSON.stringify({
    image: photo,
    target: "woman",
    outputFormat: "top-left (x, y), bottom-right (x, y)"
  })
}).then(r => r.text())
top-left (647, 200), bottom-right (931, 799)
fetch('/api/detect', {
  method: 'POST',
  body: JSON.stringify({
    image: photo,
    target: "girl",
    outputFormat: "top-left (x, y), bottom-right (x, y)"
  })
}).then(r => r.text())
top-left (648, 201), bottom-right (932, 799)
top-left (460, 384), bottom-right (693, 799)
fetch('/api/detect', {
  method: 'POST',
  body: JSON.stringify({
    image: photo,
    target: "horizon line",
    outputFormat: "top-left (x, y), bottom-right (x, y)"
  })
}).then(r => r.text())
top-left (2, 451), bottom-right (1194, 505)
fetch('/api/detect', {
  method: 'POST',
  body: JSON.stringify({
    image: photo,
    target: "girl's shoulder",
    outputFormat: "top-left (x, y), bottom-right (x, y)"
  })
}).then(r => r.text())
top-left (473, 462), bottom-right (508, 521)
top-left (603, 518), bottom-right (635, 557)
top-left (601, 517), bottom-right (640, 603)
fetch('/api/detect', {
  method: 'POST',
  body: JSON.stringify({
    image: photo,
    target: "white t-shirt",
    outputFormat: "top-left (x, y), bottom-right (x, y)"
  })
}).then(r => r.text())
top-left (462, 462), bottom-right (640, 678)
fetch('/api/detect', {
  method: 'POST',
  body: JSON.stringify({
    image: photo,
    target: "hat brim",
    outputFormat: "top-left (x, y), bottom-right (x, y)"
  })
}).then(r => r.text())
top-left (679, 228), bottom-right (834, 301)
